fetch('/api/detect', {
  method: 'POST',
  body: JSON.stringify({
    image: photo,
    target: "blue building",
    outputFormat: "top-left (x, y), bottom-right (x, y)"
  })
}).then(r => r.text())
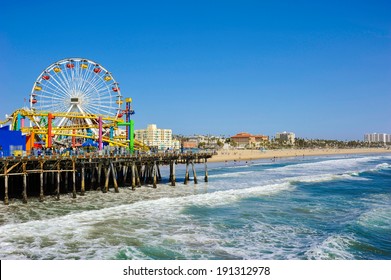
top-left (0, 126), bottom-right (26, 157)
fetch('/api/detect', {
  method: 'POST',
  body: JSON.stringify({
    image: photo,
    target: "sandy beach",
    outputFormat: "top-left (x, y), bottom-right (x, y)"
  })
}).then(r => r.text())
top-left (208, 148), bottom-right (391, 163)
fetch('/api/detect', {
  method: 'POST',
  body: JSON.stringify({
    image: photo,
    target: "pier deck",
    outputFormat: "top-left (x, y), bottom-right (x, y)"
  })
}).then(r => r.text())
top-left (0, 152), bottom-right (214, 204)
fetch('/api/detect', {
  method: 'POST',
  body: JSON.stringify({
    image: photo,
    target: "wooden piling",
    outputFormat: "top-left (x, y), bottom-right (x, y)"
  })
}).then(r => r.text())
top-left (39, 162), bottom-right (44, 202)
top-left (22, 174), bottom-right (27, 203)
top-left (152, 161), bottom-right (157, 188)
top-left (72, 160), bottom-right (77, 198)
top-left (4, 175), bottom-right (9, 205)
top-left (110, 162), bottom-right (119, 193)
top-left (157, 163), bottom-right (162, 181)
top-left (44, 172), bottom-right (48, 189)
top-left (142, 163), bottom-right (148, 185)
top-left (104, 165), bottom-right (111, 193)
top-left (123, 165), bottom-right (128, 187)
top-left (135, 164), bottom-right (141, 187)
top-left (131, 162), bottom-right (136, 190)
top-left (64, 171), bottom-right (68, 193)
top-left (191, 161), bottom-right (198, 184)
top-left (97, 163), bottom-right (102, 191)
top-left (51, 170), bottom-right (55, 187)
top-left (22, 162), bottom-right (28, 203)
top-left (184, 160), bottom-right (189, 185)
top-left (81, 164), bottom-right (85, 196)
top-left (204, 159), bottom-right (209, 182)
top-left (90, 164), bottom-right (96, 190)
top-left (171, 160), bottom-right (176, 186)
top-left (56, 162), bottom-right (60, 200)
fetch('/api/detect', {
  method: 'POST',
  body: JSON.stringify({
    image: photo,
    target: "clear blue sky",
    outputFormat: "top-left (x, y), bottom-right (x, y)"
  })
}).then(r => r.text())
top-left (0, 0), bottom-right (390, 140)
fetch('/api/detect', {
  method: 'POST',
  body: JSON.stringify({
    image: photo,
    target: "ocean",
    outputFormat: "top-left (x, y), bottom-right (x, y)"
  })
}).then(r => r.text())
top-left (0, 153), bottom-right (390, 260)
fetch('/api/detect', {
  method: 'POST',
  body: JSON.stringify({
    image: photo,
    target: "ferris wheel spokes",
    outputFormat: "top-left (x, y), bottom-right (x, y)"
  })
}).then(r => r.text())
top-left (29, 58), bottom-right (123, 134)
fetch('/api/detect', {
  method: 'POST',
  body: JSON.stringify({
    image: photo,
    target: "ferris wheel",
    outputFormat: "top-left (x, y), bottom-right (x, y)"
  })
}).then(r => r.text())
top-left (29, 58), bottom-right (123, 128)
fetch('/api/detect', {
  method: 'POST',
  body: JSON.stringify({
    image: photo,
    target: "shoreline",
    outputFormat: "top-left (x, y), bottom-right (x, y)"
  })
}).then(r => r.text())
top-left (208, 148), bottom-right (391, 163)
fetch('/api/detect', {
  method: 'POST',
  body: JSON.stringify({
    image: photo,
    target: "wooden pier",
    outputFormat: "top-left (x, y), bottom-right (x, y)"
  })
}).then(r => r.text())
top-left (0, 153), bottom-right (213, 205)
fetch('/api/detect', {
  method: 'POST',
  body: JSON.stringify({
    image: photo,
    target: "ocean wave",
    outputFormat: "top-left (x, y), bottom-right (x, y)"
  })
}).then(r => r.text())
top-left (357, 207), bottom-right (391, 230)
top-left (373, 163), bottom-right (391, 171)
top-left (117, 216), bottom-right (320, 260)
top-left (208, 164), bottom-right (251, 171)
top-left (207, 155), bottom-right (389, 185)
top-left (271, 156), bottom-right (386, 174)
top-left (0, 181), bottom-right (294, 259)
top-left (210, 171), bottom-right (254, 178)
top-left (287, 173), bottom-right (370, 184)
top-left (305, 235), bottom-right (355, 260)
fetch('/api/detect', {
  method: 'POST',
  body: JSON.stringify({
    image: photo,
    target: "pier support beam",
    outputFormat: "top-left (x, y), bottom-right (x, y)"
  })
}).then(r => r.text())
top-left (90, 164), bottom-right (96, 190)
top-left (22, 162), bottom-right (28, 203)
top-left (204, 159), bottom-right (208, 182)
top-left (44, 172), bottom-right (48, 189)
top-left (157, 163), bottom-right (162, 182)
top-left (72, 160), bottom-right (77, 198)
top-left (64, 171), bottom-right (68, 193)
top-left (170, 160), bottom-right (176, 186)
top-left (123, 165), bottom-right (128, 187)
top-left (142, 163), bottom-right (147, 185)
top-left (104, 165), bottom-right (111, 193)
top-left (4, 175), bottom-right (9, 205)
top-left (97, 163), bottom-right (102, 191)
top-left (81, 164), bottom-right (85, 196)
top-left (51, 171), bottom-right (55, 189)
top-left (39, 162), bottom-right (44, 202)
top-left (56, 164), bottom-right (61, 201)
top-left (184, 160), bottom-right (189, 185)
top-left (136, 164), bottom-right (141, 187)
top-left (23, 173), bottom-right (28, 203)
top-left (111, 162), bottom-right (119, 193)
top-left (131, 162), bottom-right (136, 190)
top-left (152, 161), bottom-right (157, 188)
top-left (191, 161), bottom-right (198, 184)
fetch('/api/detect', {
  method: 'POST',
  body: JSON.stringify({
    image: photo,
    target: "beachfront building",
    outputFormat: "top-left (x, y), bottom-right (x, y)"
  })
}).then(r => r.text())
top-left (364, 133), bottom-right (391, 144)
top-left (230, 132), bottom-right (269, 148)
top-left (179, 134), bottom-right (225, 150)
top-left (275, 131), bottom-right (295, 145)
top-left (135, 124), bottom-right (180, 151)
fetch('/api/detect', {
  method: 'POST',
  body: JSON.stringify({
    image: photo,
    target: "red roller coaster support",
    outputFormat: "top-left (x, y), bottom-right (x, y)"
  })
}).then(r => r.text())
top-left (47, 113), bottom-right (54, 148)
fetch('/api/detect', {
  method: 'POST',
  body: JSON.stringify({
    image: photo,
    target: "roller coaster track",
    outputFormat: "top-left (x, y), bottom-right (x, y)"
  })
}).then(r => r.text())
top-left (1, 108), bottom-right (149, 150)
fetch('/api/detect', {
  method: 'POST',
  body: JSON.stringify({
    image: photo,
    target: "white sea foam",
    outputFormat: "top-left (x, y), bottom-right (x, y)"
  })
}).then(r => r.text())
top-left (210, 171), bottom-right (254, 178)
top-left (286, 173), bottom-right (370, 184)
top-left (271, 156), bottom-right (383, 174)
top-left (357, 206), bottom-right (391, 230)
top-left (208, 164), bottom-right (250, 171)
top-left (120, 216), bottom-right (320, 260)
top-left (374, 163), bottom-right (391, 171)
top-left (305, 235), bottom-right (355, 260)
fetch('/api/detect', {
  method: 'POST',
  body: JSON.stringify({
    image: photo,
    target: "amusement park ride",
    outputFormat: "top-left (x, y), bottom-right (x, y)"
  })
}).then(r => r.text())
top-left (0, 58), bottom-right (147, 154)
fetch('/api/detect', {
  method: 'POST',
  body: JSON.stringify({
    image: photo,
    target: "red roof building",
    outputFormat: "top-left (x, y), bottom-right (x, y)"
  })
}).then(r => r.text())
top-left (231, 132), bottom-right (269, 148)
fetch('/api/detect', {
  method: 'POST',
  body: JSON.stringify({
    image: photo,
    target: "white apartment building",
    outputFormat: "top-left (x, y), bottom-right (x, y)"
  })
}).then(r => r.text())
top-left (275, 131), bottom-right (296, 144)
top-left (135, 124), bottom-right (179, 151)
top-left (364, 133), bottom-right (391, 144)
